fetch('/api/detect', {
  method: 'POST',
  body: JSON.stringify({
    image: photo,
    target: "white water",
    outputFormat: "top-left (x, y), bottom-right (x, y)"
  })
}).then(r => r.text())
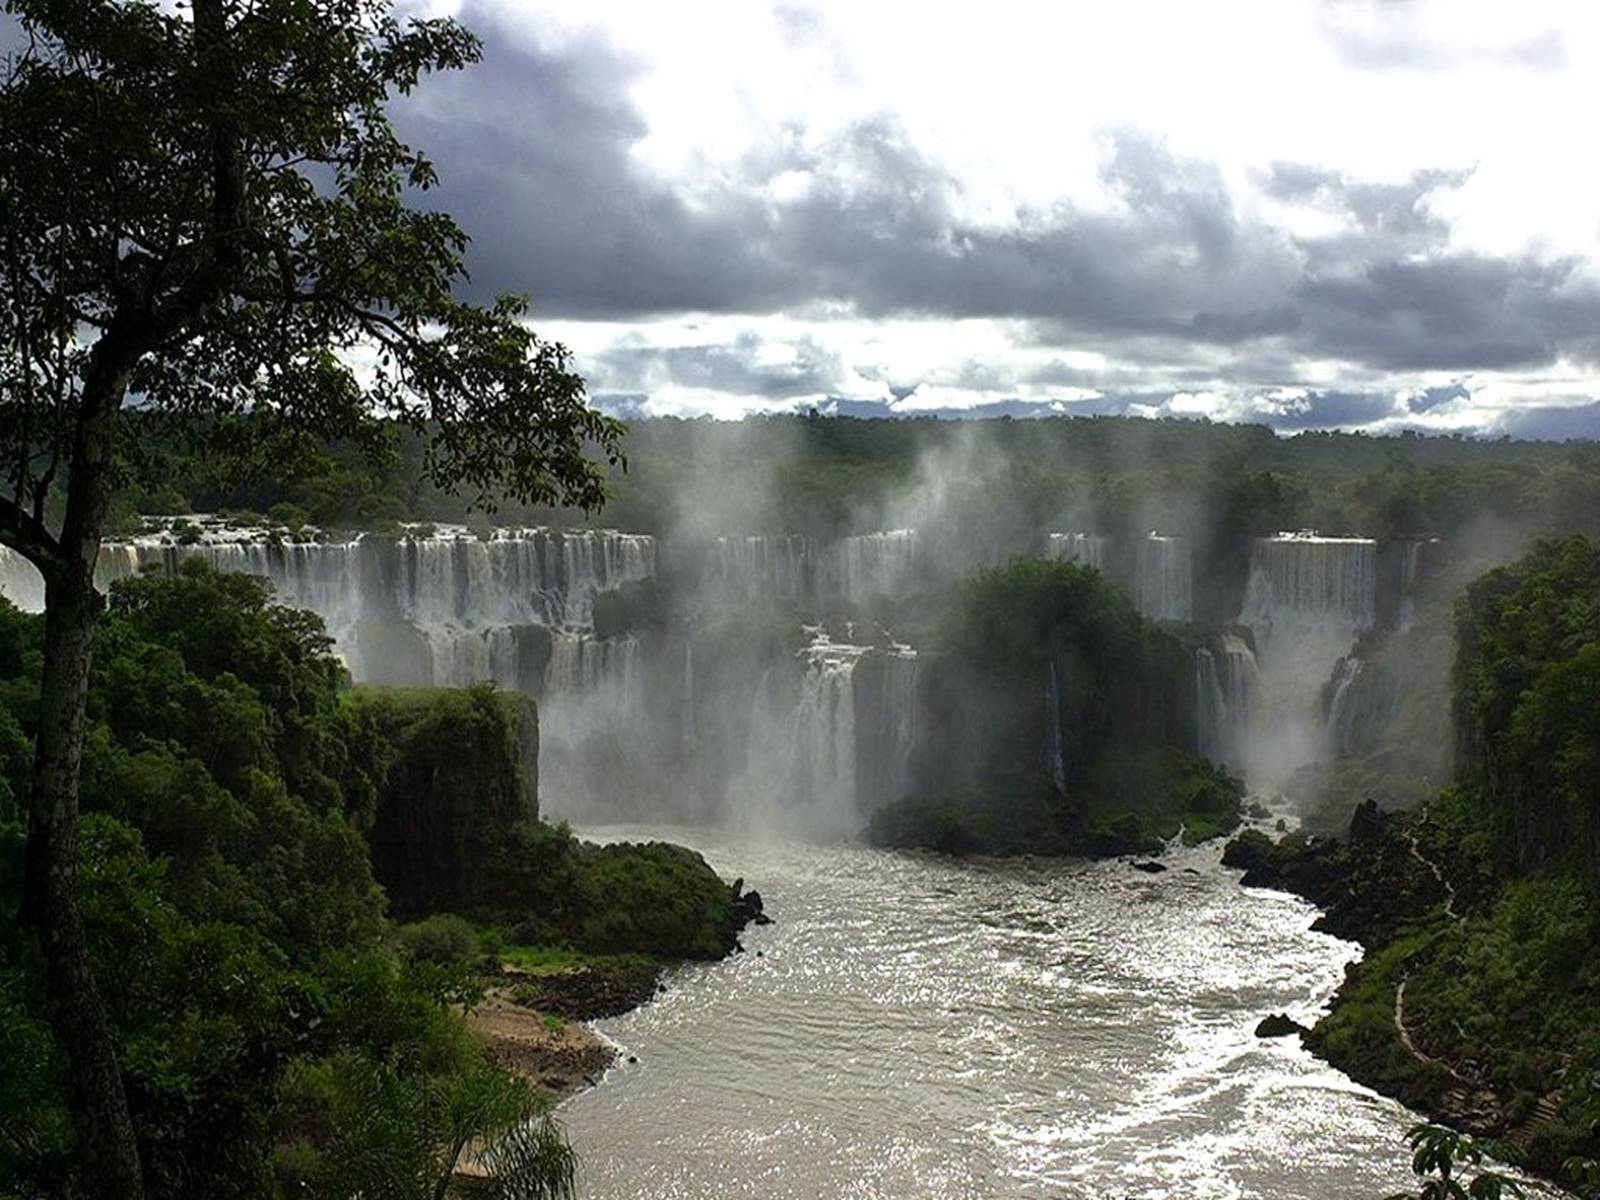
top-left (1196, 634), bottom-right (1261, 774)
top-left (879, 646), bottom-right (920, 806)
top-left (1047, 532), bottom-right (1110, 572)
top-left (714, 531), bottom-right (921, 607)
top-left (790, 639), bottom-right (861, 838)
top-left (716, 535), bottom-right (823, 603)
top-left (0, 546), bottom-right (45, 612)
top-left (1324, 657), bottom-right (1366, 754)
top-left (1137, 533), bottom-right (1194, 622)
top-left (560, 828), bottom-right (1439, 1200)
top-left (1237, 533), bottom-right (1378, 785)
top-left (1397, 539), bottom-right (1438, 633)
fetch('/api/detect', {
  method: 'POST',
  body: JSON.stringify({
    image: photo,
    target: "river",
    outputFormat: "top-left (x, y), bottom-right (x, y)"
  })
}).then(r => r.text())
top-left (558, 827), bottom-right (1437, 1199)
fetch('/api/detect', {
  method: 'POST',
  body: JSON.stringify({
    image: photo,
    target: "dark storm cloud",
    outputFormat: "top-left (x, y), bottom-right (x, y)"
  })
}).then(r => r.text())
top-left (394, 10), bottom-right (794, 316)
top-left (1297, 253), bottom-right (1600, 371)
top-left (394, 5), bottom-right (1600, 403)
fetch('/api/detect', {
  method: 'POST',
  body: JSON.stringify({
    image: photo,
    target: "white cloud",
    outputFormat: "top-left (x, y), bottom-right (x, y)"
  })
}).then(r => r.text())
top-left (426, 0), bottom-right (1600, 433)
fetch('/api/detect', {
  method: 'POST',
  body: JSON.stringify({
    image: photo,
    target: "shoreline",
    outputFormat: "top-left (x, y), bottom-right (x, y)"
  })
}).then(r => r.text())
top-left (1226, 810), bottom-right (1590, 1195)
top-left (468, 989), bottom-right (620, 1101)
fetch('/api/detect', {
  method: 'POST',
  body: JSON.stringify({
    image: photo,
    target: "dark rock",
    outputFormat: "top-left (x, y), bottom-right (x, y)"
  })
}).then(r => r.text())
top-left (730, 883), bottom-right (767, 932)
top-left (1275, 818), bottom-right (1287, 832)
top-left (626, 1055), bottom-right (638, 1064)
top-left (1255, 1013), bottom-right (1306, 1039)
top-left (1247, 801), bottom-right (1272, 820)
top-left (1222, 829), bottom-right (1274, 873)
top-left (1132, 860), bottom-right (1168, 874)
top-left (508, 959), bottom-right (661, 1021)
top-left (1349, 797), bottom-right (1384, 843)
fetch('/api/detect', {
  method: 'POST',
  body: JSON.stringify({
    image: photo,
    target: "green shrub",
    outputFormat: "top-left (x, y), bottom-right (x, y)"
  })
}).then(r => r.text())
top-left (395, 914), bottom-right (479, 967)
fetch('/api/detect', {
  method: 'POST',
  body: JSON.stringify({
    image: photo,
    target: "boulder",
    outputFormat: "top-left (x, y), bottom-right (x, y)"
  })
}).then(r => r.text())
top-left (1255, 1013), bottom-right (1306, 1039)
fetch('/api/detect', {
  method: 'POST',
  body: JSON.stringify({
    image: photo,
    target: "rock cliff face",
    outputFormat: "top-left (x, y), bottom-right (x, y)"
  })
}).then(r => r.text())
top-left (353, 685), bottom-right (538, 915)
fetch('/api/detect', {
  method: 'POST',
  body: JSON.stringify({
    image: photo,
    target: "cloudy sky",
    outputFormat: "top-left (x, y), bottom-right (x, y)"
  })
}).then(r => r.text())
top-left (396, 0), bottom-right (1600, 436)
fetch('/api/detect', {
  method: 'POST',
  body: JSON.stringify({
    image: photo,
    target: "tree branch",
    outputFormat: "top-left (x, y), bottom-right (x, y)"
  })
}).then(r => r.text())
top-left (0, 495), bottom-right (66, 574)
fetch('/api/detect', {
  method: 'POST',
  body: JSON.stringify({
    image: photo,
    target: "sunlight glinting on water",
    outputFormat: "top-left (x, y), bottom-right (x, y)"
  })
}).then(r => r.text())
top-left (558, 829), bottom-right (1434, 1200)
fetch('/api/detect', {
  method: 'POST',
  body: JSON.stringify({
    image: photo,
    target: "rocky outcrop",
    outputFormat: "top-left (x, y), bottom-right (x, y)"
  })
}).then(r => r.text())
top-left (354, 684), bottom-right (538, 915)
top-left (1254, 1013), bottom-right (1306, 1039)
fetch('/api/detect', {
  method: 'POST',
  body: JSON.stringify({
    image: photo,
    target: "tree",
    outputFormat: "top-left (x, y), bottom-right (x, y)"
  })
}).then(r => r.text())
top-left (0, 3), bottom-right (622, 1194)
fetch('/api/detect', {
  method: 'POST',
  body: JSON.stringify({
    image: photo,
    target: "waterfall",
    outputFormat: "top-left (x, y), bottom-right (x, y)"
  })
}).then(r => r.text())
top-left (1136, 533), bottom-right (1192, 621)
top-left (1196, 634), bottom-right (1259, 769)
top-left (60, 520), bottom-right (662, 814)
top-left (789, 636), bottom-right (863, 837)
top-left (881, 647), bottom-right (919, 803)
top-left (718, 630), bottom-right (923, 838)
top-left (681, 640), bottom-right (696, 750)
top-left (713, 530), bottom-right (917, 608)
top-left (538, 631), bottom-right (645, 811)
top-left (1047, 532), bottom-right (1109, 571)
top-left (1325, 657), bottom-right (1365, 751)
top-left (1243, 533), bottom-right (1376, 633)
top-left (85, 522), bottom-right (656, 667)
top-left (1043, 660), bottom-right (1066, 795)
top-left (1397, 538), bottom-right (1438, 632)
top-left (830, 530), bottom-right (918, 605)
top-left (543, 630), bottom-right (640, 697)
top-left (1237, 532), bottom-right (1377, 784)
top-left (1196, 649), bottom-right (1225, 760)
top-left (0, 547), bottom-right (45, 612)
top-left (715, 535), bottom-right (821, 603)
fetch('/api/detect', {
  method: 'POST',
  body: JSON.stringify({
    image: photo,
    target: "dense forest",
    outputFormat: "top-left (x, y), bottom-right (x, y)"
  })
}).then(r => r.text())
top-left (868, 560), bottom-right (1241, 856)
top-left (0, 564), bottom-right (754, 1197)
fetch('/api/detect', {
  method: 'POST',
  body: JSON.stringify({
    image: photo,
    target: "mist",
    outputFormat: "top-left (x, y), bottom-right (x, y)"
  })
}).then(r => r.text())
top-left (0, 417), bottom-right (1589, 843)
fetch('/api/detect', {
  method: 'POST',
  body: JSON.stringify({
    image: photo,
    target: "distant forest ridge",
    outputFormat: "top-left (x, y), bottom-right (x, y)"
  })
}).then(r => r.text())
top-left (110, 413), bottom-right (1600, 545)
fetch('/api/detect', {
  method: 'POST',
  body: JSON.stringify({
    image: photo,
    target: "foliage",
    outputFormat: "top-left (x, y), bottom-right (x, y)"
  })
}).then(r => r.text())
top-left (869, 560), bottom-right (1242, 857)
top-left (1452, 536), bottom-right (1600, 888)
top-left (0, 0), bottom-right (622, 533)
top-left (0, 568), bottom-right (583, 1199)
top-left (481, 827), bottom-right (745, 961)
top-left (1385, 1125), bottom-right (1524, 1200)
top-left (395, 915), bottom-right (480, 969)
top-left (2, 2), bottom-right (624, 1186)
top-left (350, 685), bottom-right (538, 916)
top-left (273, 1050), bottom-right (575, 1200)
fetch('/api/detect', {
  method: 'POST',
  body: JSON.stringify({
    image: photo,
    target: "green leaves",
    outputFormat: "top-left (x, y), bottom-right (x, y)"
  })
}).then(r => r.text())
top-left (3, 0), bottom-right (622, 574)
top-left (1385, 1124), bottom-right (1524, 1200)
top-left (272, 1051), bottom-right (576, 1200)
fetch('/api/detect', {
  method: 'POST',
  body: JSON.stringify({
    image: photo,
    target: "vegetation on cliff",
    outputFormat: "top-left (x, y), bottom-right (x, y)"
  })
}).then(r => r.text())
top-left (1227, 537), bottom-right (1600, 1191)
top-left (867, 560), bottom-right (1243, 857)
top-left (0, 564), bottom-right (753, 1198)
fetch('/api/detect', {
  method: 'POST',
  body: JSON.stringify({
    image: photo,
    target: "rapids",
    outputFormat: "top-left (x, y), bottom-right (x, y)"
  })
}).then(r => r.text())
top-left (558, 827), bottom-right (1491, 1200)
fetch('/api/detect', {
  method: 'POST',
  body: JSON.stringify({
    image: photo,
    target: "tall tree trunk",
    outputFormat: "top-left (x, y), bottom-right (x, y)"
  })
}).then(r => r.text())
top-left (21, 353), bottom-right (144, 1200)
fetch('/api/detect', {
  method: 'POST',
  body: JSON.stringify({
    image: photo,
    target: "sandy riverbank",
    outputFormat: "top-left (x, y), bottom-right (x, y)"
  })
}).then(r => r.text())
top-left (467, 990), bottom-right (618, 1100)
